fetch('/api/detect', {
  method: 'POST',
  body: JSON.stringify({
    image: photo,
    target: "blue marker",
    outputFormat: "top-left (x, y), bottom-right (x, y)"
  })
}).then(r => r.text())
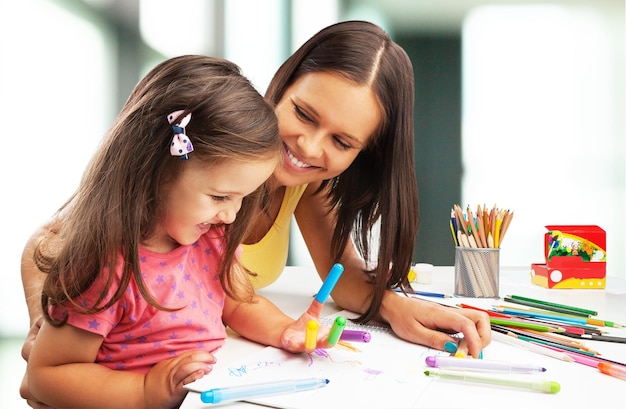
top-left (315, 263), bottom-right (344, 303)
top-left (200, 378), bottom-right (330, 404)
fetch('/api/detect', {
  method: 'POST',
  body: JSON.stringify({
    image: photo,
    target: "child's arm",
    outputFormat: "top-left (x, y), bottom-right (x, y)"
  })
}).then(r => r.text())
top-left (27, 322), bottom-right (215, 409)
top-left (223, 294), bottom-right (331, 353)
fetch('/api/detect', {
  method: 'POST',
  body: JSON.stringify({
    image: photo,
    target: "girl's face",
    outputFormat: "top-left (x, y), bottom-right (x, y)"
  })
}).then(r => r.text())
top-left (273, 71), bottom-right (382, 187)
top-left (145, 157), bottom-right (276, 252)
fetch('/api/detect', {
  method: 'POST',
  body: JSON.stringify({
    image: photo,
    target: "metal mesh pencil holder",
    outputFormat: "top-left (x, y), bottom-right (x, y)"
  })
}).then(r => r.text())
top-left (454, 246), bottom-right (500, 298)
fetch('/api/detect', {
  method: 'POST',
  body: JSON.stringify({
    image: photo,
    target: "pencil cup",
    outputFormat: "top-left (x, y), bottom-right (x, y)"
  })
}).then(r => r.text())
top-left (454, 247), bottom-right (499, 298)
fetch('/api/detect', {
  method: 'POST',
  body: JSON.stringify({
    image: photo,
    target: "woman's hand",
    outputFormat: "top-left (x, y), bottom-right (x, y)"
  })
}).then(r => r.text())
top-left (381, 293), bottom-right (491, 358)
top-left (20, 316), bottom-right (54, 409)
top-left (143, 350), bottom-right (216, 409)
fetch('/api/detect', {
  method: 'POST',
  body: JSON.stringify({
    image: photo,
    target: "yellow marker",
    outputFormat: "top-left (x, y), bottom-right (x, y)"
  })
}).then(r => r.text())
top-left (305, 320), bottom-right (318, 350)
top-left (407, 267), bottom-right (416, 283)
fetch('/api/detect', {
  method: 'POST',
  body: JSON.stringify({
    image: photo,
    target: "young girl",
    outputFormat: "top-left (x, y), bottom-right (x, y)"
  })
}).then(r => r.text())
top-left (26, 55), bottom-right (329, 409)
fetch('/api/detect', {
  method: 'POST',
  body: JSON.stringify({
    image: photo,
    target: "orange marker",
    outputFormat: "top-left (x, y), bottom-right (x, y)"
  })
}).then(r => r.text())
top-left (598, 362), bottom-right (626, 380)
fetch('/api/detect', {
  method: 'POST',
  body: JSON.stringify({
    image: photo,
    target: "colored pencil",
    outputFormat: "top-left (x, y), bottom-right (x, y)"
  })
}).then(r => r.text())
top-left (490, 318), bottom-right (565, 333)
top-left (507, 295), bottom-right (598, 316)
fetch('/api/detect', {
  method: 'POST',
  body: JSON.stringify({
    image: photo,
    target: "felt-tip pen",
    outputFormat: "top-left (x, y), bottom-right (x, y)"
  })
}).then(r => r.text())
top-left (327, 316), bottom-right (347, 346)
top-left (424, 369), bottom-right (560, 394)
top-left (200, 378), bottom-right (329, 404)
top-left (340, 329), bottom-right (371, 343)
top-left (425, 355), bottom-right (546, 373)
top-left (315, 263), bottom-right (344, 303)
top-left (598, 361), bottom-right (626, 380)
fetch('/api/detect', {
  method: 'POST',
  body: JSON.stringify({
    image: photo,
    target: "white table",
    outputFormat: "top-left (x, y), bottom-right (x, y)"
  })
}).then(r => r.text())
top-left (181, 266), bottom-right (626, 408)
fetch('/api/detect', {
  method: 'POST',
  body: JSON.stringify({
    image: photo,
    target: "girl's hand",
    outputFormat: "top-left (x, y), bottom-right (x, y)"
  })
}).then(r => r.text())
top-left (143, 350), bottom-right (216, 409)
top-left (279, 300), bottom-right (332, 353)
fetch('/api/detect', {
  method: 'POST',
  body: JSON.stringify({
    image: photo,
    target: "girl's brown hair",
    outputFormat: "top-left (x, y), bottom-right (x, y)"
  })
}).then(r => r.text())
top-left (266, 20), bottom-right (419, 324)
top-left (37, 55), bottom-right (279, 324)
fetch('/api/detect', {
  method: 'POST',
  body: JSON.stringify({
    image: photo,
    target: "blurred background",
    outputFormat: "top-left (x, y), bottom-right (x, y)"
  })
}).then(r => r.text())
top-left (0, 0), bottom-right (623, 405)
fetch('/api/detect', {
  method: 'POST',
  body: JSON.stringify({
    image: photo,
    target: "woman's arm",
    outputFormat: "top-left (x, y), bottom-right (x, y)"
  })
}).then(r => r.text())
top-left (294, 184), bottom-right (491, 358)
top-left (27, 322), bottom-right (215, 409)
top-left (21, 222), bottom-right (52, 327)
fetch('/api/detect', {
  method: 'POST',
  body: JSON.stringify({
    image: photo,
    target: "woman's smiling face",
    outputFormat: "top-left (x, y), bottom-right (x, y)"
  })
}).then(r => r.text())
top-left (272, 71), bottom-right (382, 187)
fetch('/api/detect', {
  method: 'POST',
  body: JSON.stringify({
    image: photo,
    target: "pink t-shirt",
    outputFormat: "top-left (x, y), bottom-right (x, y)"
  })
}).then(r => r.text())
top-left (50, 229), bottom-right (227, 374)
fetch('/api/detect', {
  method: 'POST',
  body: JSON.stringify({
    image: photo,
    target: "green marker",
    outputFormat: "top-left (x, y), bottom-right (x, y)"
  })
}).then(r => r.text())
top-left (424, 369), bottom-right (560, 394)
top-left (328, 316), bottom-right (347, 346)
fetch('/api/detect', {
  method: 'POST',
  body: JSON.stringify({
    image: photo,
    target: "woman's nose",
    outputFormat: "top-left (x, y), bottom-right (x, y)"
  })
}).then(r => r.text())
top-left (296, 131), bottom-right (324, 158)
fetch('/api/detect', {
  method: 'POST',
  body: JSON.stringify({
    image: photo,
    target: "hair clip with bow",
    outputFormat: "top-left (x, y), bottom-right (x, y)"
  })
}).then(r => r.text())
top-left (168, 110), bottom-right (193, 160)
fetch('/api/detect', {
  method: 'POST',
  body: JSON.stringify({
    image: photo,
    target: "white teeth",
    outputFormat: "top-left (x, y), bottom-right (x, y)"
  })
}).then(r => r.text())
top-left (285, 146), bottom-right (312, 168)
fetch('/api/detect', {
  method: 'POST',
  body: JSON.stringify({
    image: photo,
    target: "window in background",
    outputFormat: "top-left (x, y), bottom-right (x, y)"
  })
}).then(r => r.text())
top-left (224, 0), bottom-right (286, 94)
top-left (140, 0), bottom-right (215, 58)
top-left (0, 0), bottom-right (114, 336)
top-left (462, 5), bottom-right (624, 277)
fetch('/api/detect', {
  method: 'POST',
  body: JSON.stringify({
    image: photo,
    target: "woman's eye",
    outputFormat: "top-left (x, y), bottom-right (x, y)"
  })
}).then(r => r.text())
top-left (294, 105), bottom-right (312, 122)
top-left (334, 136), bottom-right (351, 151)
top-left (211, 195), bottom-right (228, 203)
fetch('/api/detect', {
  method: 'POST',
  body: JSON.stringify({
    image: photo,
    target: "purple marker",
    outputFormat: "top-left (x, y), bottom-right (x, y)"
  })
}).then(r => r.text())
top-left (339, 329), bottom-right (371, 343)
top-left (425, 355), bottom-right (546, 373)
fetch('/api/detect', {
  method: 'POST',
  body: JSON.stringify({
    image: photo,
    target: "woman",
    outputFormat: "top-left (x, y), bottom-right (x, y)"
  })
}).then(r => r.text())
top-left (21, 20), bottom-right (490, 407)
top-left (237, 20), bottom-right (490, 356)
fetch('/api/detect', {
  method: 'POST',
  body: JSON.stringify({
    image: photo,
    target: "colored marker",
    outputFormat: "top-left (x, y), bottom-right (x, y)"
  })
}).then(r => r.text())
top-left (200, 378), bottom-right (329, 403)
top-left (305, 319), bottom-right (318, 350)
top-left (425, 355), bottom-right (546, 373)
top-left (598, 362), bottom-right (626, 380)
top-left (424, 369), bottom-right (560, 394)
top-left (315, 263), bottom-right (344, 303)
top-left (327, 316), bottom-right (347, 346)
top-left (340, 329), bottom-right (371, 343)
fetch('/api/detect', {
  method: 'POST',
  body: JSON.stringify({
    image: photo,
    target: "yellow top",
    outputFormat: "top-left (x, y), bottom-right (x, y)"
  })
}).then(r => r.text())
top-left (240, 184), bottom-right (308, 289)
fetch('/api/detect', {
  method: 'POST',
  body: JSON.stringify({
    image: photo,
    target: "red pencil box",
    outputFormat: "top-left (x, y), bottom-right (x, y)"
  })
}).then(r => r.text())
top-left (530, 225), bottom-right (606, 289)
